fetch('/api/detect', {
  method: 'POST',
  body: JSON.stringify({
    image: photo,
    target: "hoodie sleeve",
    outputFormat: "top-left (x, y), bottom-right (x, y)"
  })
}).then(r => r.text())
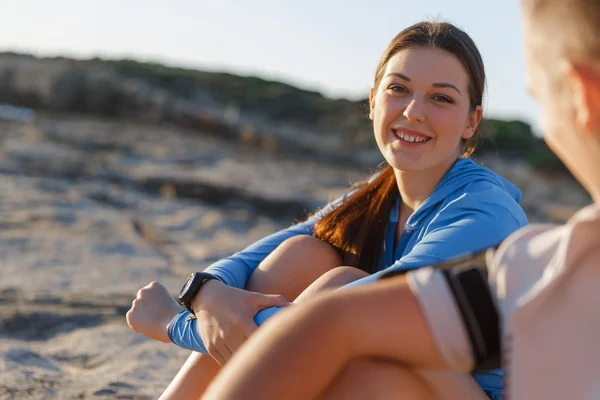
top-left (203, 193), bottom-right (348, 289)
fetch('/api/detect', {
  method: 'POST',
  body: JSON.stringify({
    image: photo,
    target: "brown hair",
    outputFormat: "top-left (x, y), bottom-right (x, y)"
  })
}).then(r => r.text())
top-left (313, 21), bottom-right (486, 273)
top-left (522, 0), bottom-right (600, 60)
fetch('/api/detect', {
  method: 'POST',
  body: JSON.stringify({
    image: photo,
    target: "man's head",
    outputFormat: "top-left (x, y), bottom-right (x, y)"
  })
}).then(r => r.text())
top-left (521, 0), bottom-right (600, 201)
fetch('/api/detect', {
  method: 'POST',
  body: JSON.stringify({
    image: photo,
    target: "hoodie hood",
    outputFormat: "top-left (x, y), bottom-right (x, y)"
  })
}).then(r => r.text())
top-left (404, 158), bottom-right (523, 228)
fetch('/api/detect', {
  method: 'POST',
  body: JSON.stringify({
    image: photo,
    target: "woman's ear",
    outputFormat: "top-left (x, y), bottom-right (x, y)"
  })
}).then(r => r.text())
top-left (563, 61), bottom-right (600, 136)
top-left (462, 105), bottom-right (483, 140)
top-left (369, 87), bottom-right (376, 121)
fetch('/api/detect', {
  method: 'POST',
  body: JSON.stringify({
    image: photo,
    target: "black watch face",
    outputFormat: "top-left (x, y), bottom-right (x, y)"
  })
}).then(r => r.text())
top-left (179, 273), bottom-right (195, 298)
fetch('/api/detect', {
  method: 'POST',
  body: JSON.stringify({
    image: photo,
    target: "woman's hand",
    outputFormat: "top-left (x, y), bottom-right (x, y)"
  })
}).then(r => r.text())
top-left (192, 280), bottom-right (289, 365)
top-left (126, 281), bottom-right (183, 343)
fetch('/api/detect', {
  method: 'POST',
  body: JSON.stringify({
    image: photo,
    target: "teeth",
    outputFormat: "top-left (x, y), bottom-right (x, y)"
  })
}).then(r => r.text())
top-left (396, 131), bottom-right (428, 143)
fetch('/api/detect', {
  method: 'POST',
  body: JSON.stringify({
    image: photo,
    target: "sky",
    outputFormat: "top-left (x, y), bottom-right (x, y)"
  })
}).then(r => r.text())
top-left (0, 0), bottom-right (541, 132)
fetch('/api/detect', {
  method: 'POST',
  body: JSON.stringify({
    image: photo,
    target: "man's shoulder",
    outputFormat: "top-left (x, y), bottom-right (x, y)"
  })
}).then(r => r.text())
top-left (487, 223), bottom-right (562, 315)
top-left (489, 204), bottom-right (600, 314)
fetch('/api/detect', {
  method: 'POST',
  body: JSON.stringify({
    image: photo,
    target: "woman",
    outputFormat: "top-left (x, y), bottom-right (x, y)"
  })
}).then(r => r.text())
top-left (126, 21), bottom-right (528, 399)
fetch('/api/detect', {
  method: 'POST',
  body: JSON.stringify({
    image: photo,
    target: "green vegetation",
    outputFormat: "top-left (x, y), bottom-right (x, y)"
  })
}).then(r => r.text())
top-left (104, 58), bottom-right (372, 137)
top-left (0, 53), bottom-right (567, 173)
top-left (478, 119), bottom-right (566, 172)
top-left (104, 58), bottom-right (567, 172)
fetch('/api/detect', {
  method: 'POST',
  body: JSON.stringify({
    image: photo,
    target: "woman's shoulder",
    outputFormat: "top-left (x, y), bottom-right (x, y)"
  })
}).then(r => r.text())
top-left (443, 182), bottom-right (529, 227)
top-left (462, 180), bottom-right (521, 204)
top-left (443, 159), bottom-right (524, 206)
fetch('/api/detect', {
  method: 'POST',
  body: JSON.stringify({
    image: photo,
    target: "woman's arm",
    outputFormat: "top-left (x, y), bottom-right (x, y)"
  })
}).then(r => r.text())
top-left (170, 196), bottom-right (514, 354)
top-left (201, 275), bottom-right (452, 400)
top-left (202, 192), bottom-right (349, 289)
top-left (165, 194), bottom-right (349, 353)
top-left (201, 219), bottom-right (314, 288)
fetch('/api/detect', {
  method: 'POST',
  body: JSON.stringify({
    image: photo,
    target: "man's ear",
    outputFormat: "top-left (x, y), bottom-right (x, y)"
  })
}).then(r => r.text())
top-left (563, 61), bottom-right (600, 135)
top-left (462, 105), bottom-right (483, 140)
top-left (369, 87), bottom-right (376, 120)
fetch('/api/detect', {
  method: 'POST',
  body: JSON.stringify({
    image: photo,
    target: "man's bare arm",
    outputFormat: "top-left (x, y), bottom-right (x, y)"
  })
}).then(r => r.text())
top-left (202, 275), bottom-right (450, 400)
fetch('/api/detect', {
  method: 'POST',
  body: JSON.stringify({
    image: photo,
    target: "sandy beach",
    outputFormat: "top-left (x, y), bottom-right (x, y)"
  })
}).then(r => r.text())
top-left (0, 113), bottom-right (591, 399)
top-left (0, 114), bottom-right (368, 399)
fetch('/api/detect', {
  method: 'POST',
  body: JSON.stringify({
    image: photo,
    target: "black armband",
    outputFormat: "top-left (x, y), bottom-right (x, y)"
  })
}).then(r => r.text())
top-left (442, 268), bottom-right (501, 371)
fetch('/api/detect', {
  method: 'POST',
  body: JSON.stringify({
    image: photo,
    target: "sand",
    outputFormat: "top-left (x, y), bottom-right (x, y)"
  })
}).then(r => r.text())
top-left (0, 114), bottom-right (590, 399)
top-left (0, 115), bottom-right (365, 399)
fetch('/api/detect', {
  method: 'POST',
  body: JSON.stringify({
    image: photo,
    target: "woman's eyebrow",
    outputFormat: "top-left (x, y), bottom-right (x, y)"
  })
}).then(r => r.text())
top-left (432, 82), bottom-right (462, 95)
top-left (384, 72), bottom-right (462, 95)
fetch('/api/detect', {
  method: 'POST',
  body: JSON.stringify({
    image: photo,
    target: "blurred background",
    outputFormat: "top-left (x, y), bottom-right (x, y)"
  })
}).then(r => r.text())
top-left (0, 1), bottom-right (592, 399)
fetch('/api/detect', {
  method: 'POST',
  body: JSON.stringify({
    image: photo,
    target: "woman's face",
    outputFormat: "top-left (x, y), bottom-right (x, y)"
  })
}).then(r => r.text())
top-left (370, 46), bottom-right (482, 173)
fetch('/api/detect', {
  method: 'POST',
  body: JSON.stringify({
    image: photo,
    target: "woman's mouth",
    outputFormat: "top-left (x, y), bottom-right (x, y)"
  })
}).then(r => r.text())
top-left (392, 129), bottom-right (432, 145)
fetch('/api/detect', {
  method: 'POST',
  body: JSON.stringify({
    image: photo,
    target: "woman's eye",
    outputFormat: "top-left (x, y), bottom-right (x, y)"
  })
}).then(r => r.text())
top-left (432, 95), bottom-right (453, 103)
top-left (389, 85), bottom-right (408, 93)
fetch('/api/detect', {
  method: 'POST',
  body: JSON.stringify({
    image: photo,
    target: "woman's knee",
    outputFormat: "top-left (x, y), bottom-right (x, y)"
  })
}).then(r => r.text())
top-left (324, 358), bottom-right (435, 400)
top-left (309, 266), bottom-right (369, 291)
top-left (319, 266), bottom-right (369, 283)
top-left (294, 266), bottom-right (369, 303)
top-left (273, 235), bottom-right (342, 265)
top-left (247, 235), bottom-right (342, 299)
top-left (260, 235), bottom-right (342, 272)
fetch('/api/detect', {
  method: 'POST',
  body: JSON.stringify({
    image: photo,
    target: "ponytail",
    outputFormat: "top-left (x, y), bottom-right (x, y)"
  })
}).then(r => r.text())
top-left (313, 166), bottom-right (397, 273)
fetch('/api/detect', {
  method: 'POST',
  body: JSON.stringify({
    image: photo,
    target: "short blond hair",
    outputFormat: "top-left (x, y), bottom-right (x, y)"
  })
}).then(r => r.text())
top-left (522, 0), bottom-right (600, 60)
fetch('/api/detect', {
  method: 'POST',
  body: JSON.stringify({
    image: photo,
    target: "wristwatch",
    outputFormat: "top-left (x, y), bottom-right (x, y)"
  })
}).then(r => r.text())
top-left (178, 272), bottom-right (221, 314)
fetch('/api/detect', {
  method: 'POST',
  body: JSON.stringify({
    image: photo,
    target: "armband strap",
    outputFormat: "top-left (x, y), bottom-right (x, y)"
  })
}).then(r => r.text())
top-left (442, 268), bottom-right (501, 371)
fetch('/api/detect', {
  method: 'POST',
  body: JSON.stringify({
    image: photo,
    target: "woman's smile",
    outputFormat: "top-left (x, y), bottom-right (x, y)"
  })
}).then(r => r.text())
top-left (391, 127), bottom-right (432, 148)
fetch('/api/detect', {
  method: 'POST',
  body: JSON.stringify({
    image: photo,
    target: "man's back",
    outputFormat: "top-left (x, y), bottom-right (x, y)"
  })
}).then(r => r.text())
top-left (490, 205), bottom-right (600, 398)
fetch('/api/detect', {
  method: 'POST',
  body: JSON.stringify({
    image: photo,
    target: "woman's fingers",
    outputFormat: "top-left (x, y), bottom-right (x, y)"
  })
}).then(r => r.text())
top-left (209, 340), bottom-right (230, 366)
top-left (226, 324), bottom-right (254, 358)
top-left (250, 293), bottom-right (290, 312)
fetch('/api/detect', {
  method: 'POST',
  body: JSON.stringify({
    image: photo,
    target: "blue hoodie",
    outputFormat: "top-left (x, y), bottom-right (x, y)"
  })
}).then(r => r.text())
top-left (167, 159), bottom-right (528, 396)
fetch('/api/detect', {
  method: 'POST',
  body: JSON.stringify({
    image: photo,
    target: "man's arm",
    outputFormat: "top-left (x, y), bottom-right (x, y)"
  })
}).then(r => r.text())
top-left (202, 275), bottom-right (453, 400)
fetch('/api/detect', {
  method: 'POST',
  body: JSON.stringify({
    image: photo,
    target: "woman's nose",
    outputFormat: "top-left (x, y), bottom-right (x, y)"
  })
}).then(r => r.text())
top-left (402, 98), bottom-right (425, 122)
